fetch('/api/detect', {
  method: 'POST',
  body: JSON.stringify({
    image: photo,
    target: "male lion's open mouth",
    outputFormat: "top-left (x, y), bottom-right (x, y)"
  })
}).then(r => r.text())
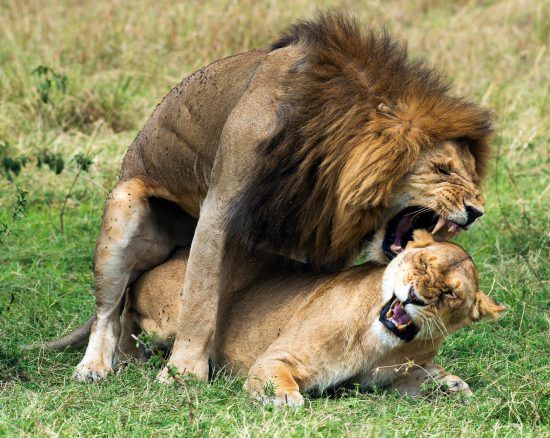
top-left (379, 295), bottom-right (419, 342)
top-left (382, 206), bottom-right (466, 260)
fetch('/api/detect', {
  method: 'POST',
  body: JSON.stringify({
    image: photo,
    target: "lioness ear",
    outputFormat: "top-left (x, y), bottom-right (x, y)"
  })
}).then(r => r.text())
top-left (407, 229), bottom-right (434, 248)
top-left (470, 291), bottom-right (507, 322)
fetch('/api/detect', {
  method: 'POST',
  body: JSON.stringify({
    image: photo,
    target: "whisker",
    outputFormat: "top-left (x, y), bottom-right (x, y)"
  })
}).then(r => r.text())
top-left (432, 315), bottom-right (445, 336)
top-left (434, 316), bottom-right (449, 336)
top-left (406, 206), bottom-right (431, 216)
top-left (425, 319), bottom-right (436, 349)
top-left (407, 207), bottom-right (432, 222)
top-left (431, 317), bottom-right (447, 338)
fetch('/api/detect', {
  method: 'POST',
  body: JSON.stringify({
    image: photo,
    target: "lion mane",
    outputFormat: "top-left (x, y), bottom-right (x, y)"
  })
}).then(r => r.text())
top-left (226, 12), bottom-right (493, 269)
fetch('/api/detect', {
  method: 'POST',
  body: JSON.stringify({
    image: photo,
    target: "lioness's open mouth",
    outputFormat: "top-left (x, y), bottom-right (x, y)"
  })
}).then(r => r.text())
top-left (382, 206), bottom-right (466, 260)
top-left (379, 295), bottom-right (419, 342)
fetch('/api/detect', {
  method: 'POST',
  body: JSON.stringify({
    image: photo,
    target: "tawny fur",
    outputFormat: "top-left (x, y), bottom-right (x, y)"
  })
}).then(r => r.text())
top-left (227, 12), bottom-right (493, 267)
top-left (49, 232), bottom-right (505, 405)
top-left (71, 11), bottom-right (494, 383)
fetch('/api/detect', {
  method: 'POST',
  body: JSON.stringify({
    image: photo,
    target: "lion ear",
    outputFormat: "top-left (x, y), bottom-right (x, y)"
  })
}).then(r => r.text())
top-left (470, 291), bottom-right (507, 322)
top-left (406, 229), bottom-right (434, 248)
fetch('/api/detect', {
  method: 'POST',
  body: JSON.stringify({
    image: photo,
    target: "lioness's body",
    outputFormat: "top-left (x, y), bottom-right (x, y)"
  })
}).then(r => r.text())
top-left (74, 13), bottom-right (493, 382)
top-left (114, 233), bottom-right (504, 405)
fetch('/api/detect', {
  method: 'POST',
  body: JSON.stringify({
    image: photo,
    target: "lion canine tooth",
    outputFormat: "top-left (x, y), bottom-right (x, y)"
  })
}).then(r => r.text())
top-left (431, 216), bottom-right (446, 235)
top-left (386, 310), bottom-right (393, 318)
top-left (390, 244), bottom-right (402, 253)
top-left (397, 324), bottom-right (407, 331)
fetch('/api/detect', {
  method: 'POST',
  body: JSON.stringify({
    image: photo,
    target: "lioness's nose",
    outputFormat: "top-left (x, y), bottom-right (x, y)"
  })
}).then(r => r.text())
top-left (465, 205), bottom-right (483, 225)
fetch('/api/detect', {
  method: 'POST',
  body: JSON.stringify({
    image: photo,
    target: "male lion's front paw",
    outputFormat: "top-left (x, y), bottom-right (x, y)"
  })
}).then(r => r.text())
top-left (156, 358), bottom-right (209, 384)
top-left (73, 359), bottom-right (111, 382)
top-left (156, 366), bottom-right (173, 384)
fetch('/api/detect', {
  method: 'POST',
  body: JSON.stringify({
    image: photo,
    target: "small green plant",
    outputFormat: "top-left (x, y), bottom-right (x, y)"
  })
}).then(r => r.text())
top-left (134, 331), bottom-right (155, 349)
top-left (59, 120), bottom-right (102, 233)
top-left (133, 332), bottom-right (165, 369)
top-left (0, 187), bottom-right (28, 247)
top-left (0, 142), bottom-right (27, 182)
top-left (36, 149), bottom-right (65, 175)
top-left (31, 65), bottom-right (68, 104)
top-left (1, 145), bottom-right (97, 183)
top-left (263, 380), bottom-right (276, 398)
top-left (0, 140), bottom-right (98, 236)
top-left (166, 364), bottom-right (198, 423)
top-left (72, 153), bottom-right (93, 172)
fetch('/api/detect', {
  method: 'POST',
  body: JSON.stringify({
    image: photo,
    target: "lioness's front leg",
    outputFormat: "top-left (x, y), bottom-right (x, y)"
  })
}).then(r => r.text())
top-left (391, 363), bottom-right (472, 397)
top-left (244, 359), bottom-right (304, 408)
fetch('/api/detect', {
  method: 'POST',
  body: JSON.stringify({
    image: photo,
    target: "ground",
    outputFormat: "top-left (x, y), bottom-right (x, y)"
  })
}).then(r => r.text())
top-left (0, 0), bottom-right (548, 435)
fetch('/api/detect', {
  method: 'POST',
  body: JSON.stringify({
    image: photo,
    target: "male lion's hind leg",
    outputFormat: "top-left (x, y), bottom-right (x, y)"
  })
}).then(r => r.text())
top-left (391, 363), bottom-right (472, 397)
top-left (244, 359), bottom-right (304, 408)
top-left (74, 179), bottom-right (194, 382)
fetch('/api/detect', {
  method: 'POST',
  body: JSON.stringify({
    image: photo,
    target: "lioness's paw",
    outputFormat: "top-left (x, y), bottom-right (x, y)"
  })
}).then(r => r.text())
top-left (156, 359), bottom-right (209, 384)
top-left (440, 376), bottom-right (472, 396)
top-left (246, 384), bottom-right (304, 408)
top-left (73, 360), bottom-right (111, 382)
top-left (271, 391), bottom-right (304, 408)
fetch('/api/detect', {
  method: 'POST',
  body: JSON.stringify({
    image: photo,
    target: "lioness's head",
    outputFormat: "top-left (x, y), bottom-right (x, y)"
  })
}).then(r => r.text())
top-left (379, 230), bottom-right (505, 343)
top-left (365, 141), bottom-right (487, 263)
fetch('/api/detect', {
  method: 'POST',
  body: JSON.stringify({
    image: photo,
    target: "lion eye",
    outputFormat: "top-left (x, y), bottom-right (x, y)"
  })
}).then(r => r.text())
top-left (436, 165), bottom-right (451, 176)
top-left (442, 289), bottom-right (454, 296)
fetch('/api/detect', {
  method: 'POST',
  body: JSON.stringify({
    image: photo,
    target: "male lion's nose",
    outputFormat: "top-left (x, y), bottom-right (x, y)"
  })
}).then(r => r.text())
top-left (465, 205), bottom-right (483, 225)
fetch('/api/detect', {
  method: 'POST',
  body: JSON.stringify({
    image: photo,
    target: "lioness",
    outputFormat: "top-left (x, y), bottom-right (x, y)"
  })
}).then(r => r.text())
top-left (74, 12), bottom-right (493, 382)
top-left (54, 231), bottom-right (504, 405)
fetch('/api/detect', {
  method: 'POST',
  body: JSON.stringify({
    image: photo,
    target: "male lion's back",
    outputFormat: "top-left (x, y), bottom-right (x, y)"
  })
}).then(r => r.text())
top-left (119, 49), bottom-right (269, 215)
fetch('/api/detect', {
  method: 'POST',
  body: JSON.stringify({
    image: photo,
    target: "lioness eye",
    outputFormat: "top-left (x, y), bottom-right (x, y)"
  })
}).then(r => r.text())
top-left (436, 165), bottom-right (451, 176)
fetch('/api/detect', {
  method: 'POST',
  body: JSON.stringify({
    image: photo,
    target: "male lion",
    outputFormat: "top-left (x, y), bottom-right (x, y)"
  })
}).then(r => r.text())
top-left (73, 12), bottom-right (493, 382)
top-left (47, 231), bottom-right (505, 406)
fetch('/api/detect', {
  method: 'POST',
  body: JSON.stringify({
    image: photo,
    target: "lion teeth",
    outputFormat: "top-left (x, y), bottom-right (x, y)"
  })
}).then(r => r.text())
top-left (390, 244), bottom-right (402, 253)
top-left (397, 324), bottom-right (407, 331)
top-left (448, 222), bottom-right (460, 233)
top-left (431, 216), bottom-right (447, 235)
top-left (386, 310), bottom-right (393, 318)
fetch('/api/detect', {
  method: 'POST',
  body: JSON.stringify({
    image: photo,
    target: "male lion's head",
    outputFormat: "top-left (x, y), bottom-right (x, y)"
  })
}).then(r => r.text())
top-left (227, 12), bottom-right (493, 269)
top-left (365, 141), bottom-right (486, 263)
top-left (378, 230), bottom-right (506, 343)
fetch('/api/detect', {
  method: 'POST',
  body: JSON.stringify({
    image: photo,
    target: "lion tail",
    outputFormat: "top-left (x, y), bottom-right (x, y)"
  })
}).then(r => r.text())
top-left (22, 315), bottom-right (95, 351)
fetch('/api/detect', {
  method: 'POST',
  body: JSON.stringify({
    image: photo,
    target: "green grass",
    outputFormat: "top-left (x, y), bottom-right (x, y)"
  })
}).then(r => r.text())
top-left (0, 0), bottom-right (548, 435)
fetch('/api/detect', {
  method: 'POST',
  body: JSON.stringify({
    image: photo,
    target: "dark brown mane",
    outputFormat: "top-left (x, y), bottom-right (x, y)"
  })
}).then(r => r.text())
top-left (226, 11), bottom-right (493, 269)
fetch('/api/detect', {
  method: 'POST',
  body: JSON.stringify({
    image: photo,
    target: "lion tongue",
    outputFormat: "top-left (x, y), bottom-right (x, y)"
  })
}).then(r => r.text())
top-left (393, 302), bottom-right (411, 326)
top-left (392, 214), bottom-right (413, 253)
